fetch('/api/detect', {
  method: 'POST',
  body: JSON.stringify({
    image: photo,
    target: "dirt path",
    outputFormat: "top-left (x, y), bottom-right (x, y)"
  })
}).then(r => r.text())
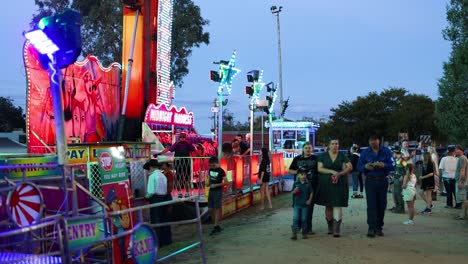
top-left (159, 192), bottom-right (468, 264)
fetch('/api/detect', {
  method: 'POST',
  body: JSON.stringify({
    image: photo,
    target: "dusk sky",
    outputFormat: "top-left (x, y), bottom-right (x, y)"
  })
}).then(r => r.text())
top-left (0, 0), bottom-right (451, 135)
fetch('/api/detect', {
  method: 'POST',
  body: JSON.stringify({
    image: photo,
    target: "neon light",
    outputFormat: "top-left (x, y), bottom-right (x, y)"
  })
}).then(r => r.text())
top-left (271, 121), bottom-right (320, 128)
top-left (217, 50), bottom-right (241, 95)
top-left (144, 103), bottom-right (195, 127)
top-left (268, 84), bottom-right (278, 113)
top-left (156, 0), bottom-right (174, 105)
top-left (250, 70), bottom-right (265, 103)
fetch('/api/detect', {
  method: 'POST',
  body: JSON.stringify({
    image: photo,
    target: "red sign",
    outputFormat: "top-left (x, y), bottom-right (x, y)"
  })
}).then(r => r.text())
top-left (144, 103), bottom-right (194, 127)
top-left (24, 41), bottom-right (121, 154)
top-left (99, 151), bottom-right (113, 172)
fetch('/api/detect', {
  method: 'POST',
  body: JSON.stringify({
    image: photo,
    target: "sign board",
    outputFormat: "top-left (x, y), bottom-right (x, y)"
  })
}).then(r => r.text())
top-left (97, 147), bottom-right (128, 184)
top-left (144, 103), bottom-right (194, 127)
top-left (0, 155), bottom-right (60, 179)
top-left (67, 218), bottom-right (104, 250)
top-left (211, 107), bottom-right (219, 113)
top-left (132, 224), bottom-right (158, 264)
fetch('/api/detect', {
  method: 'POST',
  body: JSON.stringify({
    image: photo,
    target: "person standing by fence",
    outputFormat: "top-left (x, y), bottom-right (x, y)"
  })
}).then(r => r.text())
top-left (158, 132), bottom-right (195, 198)
top-left (206, 156), bottom-right (228, 235)
top-left (144, 159), bottom-right (172, 247)
top-left (257, 147), bottom-right (273, 210)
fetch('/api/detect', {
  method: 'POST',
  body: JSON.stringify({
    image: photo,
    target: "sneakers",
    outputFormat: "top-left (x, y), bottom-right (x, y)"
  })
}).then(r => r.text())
top-left (290, 233), bottom-right (298, 240)
top-left (403, 220), bottom-right (414, 225)
top-left (421, 208), bottom-right (432, 214)
top-left (302, 234), bottom-right (308, 239)
top-left (209, 225), bottom-right (223, 235)
top-left (366, 229), bottom-right (376, 238)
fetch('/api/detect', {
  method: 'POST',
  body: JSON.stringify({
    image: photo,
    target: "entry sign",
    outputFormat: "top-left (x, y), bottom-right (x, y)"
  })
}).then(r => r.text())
top-left (132, 224), bottom-right (158, 264)
top-left (67, 218), bottom-right (104, 250)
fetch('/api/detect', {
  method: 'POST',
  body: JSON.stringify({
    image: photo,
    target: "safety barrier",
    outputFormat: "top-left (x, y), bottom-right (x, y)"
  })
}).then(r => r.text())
top-left (0, 196), bottom-right (207, 263)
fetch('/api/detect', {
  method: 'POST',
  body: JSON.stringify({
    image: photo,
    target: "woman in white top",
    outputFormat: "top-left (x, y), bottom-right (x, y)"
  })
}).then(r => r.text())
top-left (402, 164), bottom-right (417, 225)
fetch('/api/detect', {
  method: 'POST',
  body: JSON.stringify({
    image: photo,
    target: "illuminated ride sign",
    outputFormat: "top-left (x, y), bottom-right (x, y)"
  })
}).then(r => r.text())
top-left (144, 103), bottom-right (194, 127)
top-left (271, 121), bottom-right (320, 130)
top-left (156, 0), bottom-right (174, 105)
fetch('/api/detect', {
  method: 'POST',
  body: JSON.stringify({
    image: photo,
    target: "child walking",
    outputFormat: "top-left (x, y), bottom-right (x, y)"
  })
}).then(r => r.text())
top-left (291, 167), bottom-right (314, 240)
top-left (402, 164), bottom-right (417, 225)
top-left (206, 156), bottom-right (228, 235)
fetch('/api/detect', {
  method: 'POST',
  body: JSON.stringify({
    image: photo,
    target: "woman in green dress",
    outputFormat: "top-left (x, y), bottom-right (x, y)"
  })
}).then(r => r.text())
top-left (316, 139), bottom-right (352, 237)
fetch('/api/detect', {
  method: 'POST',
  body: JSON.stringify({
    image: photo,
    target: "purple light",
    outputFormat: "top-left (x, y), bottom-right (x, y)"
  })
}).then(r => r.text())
top-left (24, 30), bottom-right (59, 55)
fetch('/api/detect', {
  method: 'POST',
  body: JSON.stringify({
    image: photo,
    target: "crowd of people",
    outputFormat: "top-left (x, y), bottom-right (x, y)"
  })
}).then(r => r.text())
top-left (143, 131), bottom-right (467, 245)
top-left (287, 136), bottom-right (468, 240)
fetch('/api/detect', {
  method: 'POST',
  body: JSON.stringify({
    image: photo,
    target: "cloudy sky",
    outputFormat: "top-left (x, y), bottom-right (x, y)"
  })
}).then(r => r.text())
top-left (0, 0), bottom-right (451, 135)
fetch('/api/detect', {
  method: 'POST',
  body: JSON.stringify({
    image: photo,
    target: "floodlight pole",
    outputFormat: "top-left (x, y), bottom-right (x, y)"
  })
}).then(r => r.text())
top-left (47, 58), bottom-right (68, 165)
top-left (118, 8), bottom-right (140, 141)
top-left (250, 102), bottom-right (254, 156)
top-left (271, 7), bottom-right (284, 118)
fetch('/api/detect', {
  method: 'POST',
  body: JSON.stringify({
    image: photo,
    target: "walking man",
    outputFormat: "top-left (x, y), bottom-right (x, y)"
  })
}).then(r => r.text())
top-left (439, 146), bottom-right (458, 208)
top-left (455, 146), bottom-right (468, 217)
top-left (358, 135), bottom-right (395, 238)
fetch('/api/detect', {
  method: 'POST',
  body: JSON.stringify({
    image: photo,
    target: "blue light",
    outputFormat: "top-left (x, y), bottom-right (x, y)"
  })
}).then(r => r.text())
top-left (24, 9), bottom-right (82, 70)
top-left (24, 30), bottom-right (59, 55)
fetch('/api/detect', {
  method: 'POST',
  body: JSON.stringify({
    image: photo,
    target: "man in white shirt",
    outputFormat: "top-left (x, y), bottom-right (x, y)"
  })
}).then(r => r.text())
top-left (144, 159), bottom-right (172, 246)
top-left (439, 147), bottom-right (458, 208)
top-left (400, 140), bottom-right (415, 165)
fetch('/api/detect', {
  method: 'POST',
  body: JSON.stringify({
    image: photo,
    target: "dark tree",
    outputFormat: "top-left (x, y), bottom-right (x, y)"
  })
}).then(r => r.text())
top-left (323, 88), bottom-right (436, 147)
top-left (0, 97), bottom-right (26, 132)
top-left (435, 0), bottom-right (468, 145)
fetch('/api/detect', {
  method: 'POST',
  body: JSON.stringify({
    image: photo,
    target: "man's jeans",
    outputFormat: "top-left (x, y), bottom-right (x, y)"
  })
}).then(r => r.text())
top-left (292, 205), bottom-right (308, 234)
top-left (365, 176), bottom-right (388, 231)
top-left (443, 178), bottom-right (456, 206)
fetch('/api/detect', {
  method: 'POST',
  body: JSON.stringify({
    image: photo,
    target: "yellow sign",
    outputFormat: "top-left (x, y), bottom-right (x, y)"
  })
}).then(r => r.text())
top-left (67, 146), bottom-right (88, 164)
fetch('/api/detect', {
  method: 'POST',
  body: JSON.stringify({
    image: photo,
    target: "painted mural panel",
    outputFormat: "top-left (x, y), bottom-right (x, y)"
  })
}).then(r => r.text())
top-left (24, 41), bottom-right (121, 154)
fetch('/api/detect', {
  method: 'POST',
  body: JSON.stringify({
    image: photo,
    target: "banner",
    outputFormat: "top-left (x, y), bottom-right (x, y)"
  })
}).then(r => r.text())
top-left (0, 155), bottom-right (60, 179)
top-left (98, 147), bottom-right (135, 264)
top-left (24, 41), bottom-right (121, 154)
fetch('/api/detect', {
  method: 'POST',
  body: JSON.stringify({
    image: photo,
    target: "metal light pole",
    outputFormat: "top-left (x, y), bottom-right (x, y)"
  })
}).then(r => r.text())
top-left (217, 92), bottom-right (224, 159)
top-left (271, 6), bottom-right (284, 118)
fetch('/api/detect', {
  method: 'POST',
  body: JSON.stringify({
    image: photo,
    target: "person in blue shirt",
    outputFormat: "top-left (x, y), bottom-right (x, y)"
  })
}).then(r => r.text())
top-left (357, 134), bottom-right (395, 238)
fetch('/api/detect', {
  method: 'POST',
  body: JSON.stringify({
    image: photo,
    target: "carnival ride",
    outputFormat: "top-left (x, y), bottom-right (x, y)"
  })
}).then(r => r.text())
top-left (0, 1), bottom-right (287, 263)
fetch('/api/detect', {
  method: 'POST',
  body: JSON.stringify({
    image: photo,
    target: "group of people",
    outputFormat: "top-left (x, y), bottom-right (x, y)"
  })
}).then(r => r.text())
top-left (143, 132), bottom-right (467, 245)
top-left (221, 133), bottom-right (251, 157)
top-left (288, 135), bottom-right (468, 240)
